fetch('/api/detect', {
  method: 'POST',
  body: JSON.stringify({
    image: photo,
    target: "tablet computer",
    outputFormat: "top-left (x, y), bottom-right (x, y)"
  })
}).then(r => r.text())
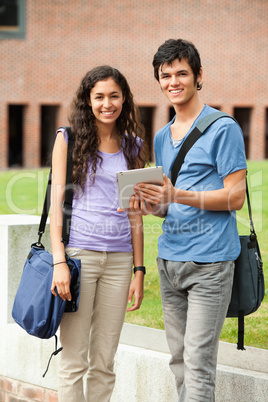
top-left (116, 166), bottom-right (163, 209)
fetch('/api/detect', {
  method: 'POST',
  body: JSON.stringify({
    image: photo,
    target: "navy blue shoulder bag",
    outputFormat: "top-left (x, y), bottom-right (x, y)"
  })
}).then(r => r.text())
top-left (12, 127), bottom-right (81, 376)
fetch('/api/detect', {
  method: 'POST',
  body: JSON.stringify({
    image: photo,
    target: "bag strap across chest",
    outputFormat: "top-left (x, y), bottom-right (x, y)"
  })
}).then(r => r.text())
top-left (171, 111), bottom-right (234, 186)
top-left (170, 111), bottom-right (254, 236)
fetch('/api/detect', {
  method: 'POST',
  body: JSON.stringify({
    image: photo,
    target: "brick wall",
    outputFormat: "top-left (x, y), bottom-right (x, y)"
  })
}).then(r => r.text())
top-left (1, 0), bottom-right (268, 168)
top-left (0, 376), bottom-right (57, 402)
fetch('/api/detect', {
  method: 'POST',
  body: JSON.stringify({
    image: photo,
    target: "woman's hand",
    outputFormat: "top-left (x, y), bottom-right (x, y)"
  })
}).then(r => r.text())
top-left (127, 273), bottom-right (144, 312)
top-left (129, 194), bottom-right (157, 216)
top-left (51, 263), bottom-right (72, 301)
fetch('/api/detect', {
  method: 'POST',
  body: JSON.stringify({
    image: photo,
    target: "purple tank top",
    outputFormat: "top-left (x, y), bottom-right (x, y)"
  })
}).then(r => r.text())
top-left (57, 129), bottom-right (139, 252)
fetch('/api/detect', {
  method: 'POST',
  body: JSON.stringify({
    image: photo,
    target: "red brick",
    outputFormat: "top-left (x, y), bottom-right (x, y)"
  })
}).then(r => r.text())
top-left (19, 383), bottom-right (43, 401)
top-left (0, 390), bottom-right (5, 402)
top-left (2, 378), bottom-right (18, 395)
top-left (0, 0), bottom-right (267, 168)
top-left (44, 389), bottom-right (58, 402)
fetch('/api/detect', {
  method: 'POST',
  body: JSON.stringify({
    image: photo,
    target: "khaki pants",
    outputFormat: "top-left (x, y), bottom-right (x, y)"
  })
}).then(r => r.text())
top-left (58, 248), bottom-right (133, 402)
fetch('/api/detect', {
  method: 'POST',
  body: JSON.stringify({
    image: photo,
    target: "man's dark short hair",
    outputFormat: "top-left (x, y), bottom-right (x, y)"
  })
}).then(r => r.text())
top-left (153, 39), bottom-right (202, 90)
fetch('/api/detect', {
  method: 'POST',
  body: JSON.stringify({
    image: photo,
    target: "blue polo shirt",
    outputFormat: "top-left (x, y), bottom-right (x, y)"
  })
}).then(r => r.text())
top-left (154, 105), bottom-right (247, 262)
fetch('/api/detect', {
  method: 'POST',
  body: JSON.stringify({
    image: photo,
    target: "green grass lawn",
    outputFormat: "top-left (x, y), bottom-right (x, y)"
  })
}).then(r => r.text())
top-left (0, 162), bottom-right (267, 349)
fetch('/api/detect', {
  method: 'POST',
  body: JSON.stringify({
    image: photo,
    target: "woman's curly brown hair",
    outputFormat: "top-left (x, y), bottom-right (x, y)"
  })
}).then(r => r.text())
top-left (69, 65), bottom-right (147, 192)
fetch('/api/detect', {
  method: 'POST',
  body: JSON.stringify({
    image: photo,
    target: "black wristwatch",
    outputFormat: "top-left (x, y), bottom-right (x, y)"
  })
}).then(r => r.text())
top-left (133, 266), bottom-right (146, 275)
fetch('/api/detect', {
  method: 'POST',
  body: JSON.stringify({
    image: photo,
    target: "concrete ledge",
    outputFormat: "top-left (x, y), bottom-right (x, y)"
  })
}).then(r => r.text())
top-left (216, 364), bottom-right (268, 402)
top-left (1, 215), bottom-right (268, 401)
top-left (111, 343), bottom-right (268, 402)
top-left (116, 324), bottom-right (268, 401)
top-left (2, 323), bottom-right (268, 401)
top-left (120, 323), bottom-right (268, 374)
top-left (0, 214), bottom-right (51, 326)
top-left (112, 344), bottom-right (177, 401)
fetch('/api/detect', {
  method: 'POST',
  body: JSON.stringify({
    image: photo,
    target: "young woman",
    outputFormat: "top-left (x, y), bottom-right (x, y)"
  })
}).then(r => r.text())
top-left (50, 65), bottom-right (147, 402)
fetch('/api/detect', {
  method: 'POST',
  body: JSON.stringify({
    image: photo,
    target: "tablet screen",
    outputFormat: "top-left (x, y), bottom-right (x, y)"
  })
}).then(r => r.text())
top-left (116, 166), bottom-right (163, 209)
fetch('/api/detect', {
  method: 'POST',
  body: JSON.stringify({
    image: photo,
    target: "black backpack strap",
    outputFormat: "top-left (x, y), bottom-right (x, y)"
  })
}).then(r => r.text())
top-left (42, 334), bottom-right (63, 377)
top-left (33, 126), bottom-right (74, 247)
top-left (34, 168), bottom-right (52, 247)
top-left (171, 112), bottom-right (235, 186)
top-left (244, 176), bottom-right (256, 237)
top-left (237, 311), bottom-right (246, 350)
top-left (61, 127), bottom-right (74, 245)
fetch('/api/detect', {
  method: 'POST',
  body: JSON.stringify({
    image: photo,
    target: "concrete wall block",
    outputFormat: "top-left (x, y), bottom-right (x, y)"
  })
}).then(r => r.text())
top-left (112, 345), bottom-right (177, 401)
top-left (1, 216), bottom-right (268, 401)
top-left (216, 365), bottom-right (268, 402)
top-left (0, 215), bottom-right (52, 325)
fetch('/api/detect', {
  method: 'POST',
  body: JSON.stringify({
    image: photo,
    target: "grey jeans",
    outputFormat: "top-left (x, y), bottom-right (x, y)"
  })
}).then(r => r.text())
top-left (157, 258), bottom-right (235, 402)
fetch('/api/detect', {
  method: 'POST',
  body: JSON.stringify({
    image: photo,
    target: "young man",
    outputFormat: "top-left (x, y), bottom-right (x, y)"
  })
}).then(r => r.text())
top-left (132, 39), bottom-right (247, 401)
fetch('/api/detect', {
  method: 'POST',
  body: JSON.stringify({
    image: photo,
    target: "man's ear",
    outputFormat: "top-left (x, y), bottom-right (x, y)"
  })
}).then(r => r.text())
top-left (197, 67), bottom-right (203, 86)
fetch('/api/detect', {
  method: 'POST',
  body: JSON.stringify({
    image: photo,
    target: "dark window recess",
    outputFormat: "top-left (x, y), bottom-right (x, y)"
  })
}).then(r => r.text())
top-left (0, 0), bottom-right (18, 26)
top-left (8, 105), bottom-right (23, 167)
top-left (234, 107), bottom-right (251, 159)
top-left (138, 107), bottom-right (155, 162)
top-left (265, 109), bottom-right (268, 159)
top-left (41, 106), bottom-right (59, 167)
top-left (0, 0), bottom-right (26, 39)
